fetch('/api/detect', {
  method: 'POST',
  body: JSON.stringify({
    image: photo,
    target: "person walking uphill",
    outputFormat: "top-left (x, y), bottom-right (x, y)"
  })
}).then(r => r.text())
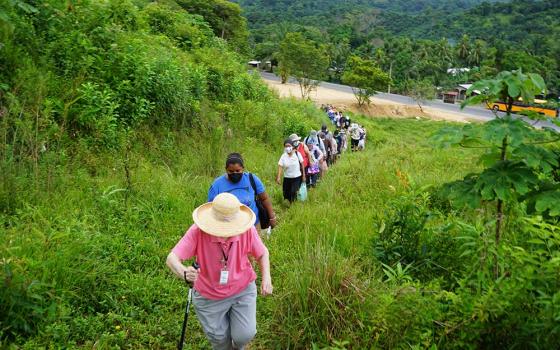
top-left (208, 153), bottom-right (277, 230)
top-left (166, 193), bottom-right (272, 350)
top-left (289, 133), bottom-right (312, 186)
top-left (277, 139), bottom-right (305, 203)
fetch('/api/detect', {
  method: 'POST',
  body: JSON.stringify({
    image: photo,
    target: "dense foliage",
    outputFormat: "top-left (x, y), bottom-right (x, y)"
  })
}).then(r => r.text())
top-left (2, 0), bottom-right (560, 349)
top-left (0, 1), bottom-right (321, 345)
top-left (241, 0), bottom-right (560, 94)
top-left (341, 56), bottom-right (391, 106)
top-left (277, 32), bottom-right (329, 99)
top-left (233, 0), bottom-right (494, 28)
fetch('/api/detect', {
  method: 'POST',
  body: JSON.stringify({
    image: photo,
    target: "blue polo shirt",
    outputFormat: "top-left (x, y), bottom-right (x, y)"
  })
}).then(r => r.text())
top-left (207, 173), bottom-right (266, 224)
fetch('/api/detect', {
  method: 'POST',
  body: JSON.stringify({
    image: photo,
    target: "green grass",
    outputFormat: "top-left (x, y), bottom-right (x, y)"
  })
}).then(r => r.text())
top-left (1, 114), bottom-right (481, 349)
top-left (255, 117), bottom-right (480, 348)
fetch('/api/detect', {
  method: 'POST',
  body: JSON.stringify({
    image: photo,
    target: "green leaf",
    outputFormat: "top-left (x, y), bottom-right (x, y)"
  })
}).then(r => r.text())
top-left (513, 144), bottom-right (559, 173)
top-left (430, 126), bottom-right (464, 148)
top-left (475, 161), bottom-right (539, 201)
top-left (479, 116), bottom-right (529, 148)
top-left (16, 1), bottom-right (38, 13)
top-left (527, 73), bottom-right (546, 93)
top-left (440, 175), bottom-right (483, 209)
top-left (534, 191), bottom-right (560, 216)
top-left (505, 76), bottom-right (520, 98)
top-left (461, 94), bottom-right (489, 109)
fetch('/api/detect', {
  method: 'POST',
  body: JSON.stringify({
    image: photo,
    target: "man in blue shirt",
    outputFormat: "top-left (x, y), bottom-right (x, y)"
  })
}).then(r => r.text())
top-left (208, 153), bottom-right (276, 229)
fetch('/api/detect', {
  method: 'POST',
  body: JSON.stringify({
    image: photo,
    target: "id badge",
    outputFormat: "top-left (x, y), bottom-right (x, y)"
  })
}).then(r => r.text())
top-left (219, 270), bottom-right (229, 285)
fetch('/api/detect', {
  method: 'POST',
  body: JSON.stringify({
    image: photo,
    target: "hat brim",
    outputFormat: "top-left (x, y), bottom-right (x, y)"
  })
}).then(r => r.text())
top-left (289, 133), bottom-right (301, 141)
top-left (192, 202), bottom-right (256, 238)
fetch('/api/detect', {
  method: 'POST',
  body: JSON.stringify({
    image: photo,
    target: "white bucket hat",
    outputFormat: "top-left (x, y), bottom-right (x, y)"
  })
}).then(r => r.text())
top-left (192, 193), bottom-right (255, 238)
top-left (289, 133), bottom-right (301, 142)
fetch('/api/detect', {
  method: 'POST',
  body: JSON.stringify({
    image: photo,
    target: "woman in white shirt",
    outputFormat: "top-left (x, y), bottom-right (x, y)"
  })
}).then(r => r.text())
top-left (276, 139), bottom-right (306, 203)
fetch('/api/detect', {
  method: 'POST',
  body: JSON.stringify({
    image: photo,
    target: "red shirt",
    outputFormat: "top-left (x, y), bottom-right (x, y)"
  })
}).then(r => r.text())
top-left (172, 224), bottom-right (267, 300)
top-left (297, 143), bottom-right (310, 167)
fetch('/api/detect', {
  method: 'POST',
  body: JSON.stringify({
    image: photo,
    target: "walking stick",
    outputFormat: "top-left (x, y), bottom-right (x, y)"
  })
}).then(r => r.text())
top-left (178, 262), bottom-right (199, 350)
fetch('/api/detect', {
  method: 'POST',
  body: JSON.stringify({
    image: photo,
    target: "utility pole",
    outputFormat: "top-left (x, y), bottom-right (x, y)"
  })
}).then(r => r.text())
top-left (388, 61), bottom-right (392, 94)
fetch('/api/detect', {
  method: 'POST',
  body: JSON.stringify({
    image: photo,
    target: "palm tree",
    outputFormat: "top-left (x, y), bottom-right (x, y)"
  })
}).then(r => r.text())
top-left (457, 34), bottom-right (471, 65)
top-left (467, 39), bottom-right (486, 67)
top-left (437, 38), bottom-right (454, 67)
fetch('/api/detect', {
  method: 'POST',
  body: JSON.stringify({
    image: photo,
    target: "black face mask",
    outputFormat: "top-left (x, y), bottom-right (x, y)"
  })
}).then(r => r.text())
top-left (228, 172), bottom-right (243, 183)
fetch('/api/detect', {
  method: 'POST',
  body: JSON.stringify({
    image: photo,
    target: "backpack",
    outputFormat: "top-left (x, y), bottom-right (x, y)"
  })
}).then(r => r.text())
top-left (248, 173), bottom-right (270, 229)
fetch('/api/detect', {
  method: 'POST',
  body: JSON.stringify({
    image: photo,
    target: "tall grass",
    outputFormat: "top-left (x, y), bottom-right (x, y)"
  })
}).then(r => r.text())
top-left (256, 117), bottom-right (479, 348)
top-left (14, 111), bottom-right (557, 349)
top-left (0, 96), bottom-right (324, 348)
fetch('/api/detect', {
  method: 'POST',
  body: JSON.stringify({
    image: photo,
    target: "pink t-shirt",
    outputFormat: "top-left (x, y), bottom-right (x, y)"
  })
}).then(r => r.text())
top-left (172, 224), bottom-right (267, 300)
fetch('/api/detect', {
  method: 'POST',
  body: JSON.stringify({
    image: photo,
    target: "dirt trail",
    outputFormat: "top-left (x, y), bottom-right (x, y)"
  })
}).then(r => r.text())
top-left (263, 79), bottom-right (480, 123)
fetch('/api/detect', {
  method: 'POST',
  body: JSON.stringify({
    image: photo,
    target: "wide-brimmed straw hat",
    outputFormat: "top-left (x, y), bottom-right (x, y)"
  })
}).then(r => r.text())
top-left (193, 193), bottom-right (255, 238)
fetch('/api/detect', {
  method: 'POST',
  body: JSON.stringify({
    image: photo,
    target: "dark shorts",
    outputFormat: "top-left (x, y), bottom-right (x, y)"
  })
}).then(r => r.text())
top-left (351, 138), bottom-right (359, 147)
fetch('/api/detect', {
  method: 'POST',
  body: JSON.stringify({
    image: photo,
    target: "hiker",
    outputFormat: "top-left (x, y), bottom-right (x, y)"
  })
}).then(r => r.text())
top-left (333, 112), bottom-right (340, 127)
top-left (321, 124), bottom-right (331, 137)
top-left (289, 133), bottom-right (313, 187)
top-left (276, 139), bottom-right (305, 203)
top-left (338, 114), bottom-right (346, 129)
top-left (349, 123), bottom-right (362, 152)
top-left (304, 130), bottom-right (327, 177)
top-left (304, 130), bottom-right (326, 155)
top-left (358, 127), bottom-right (366, 151)
top-left (166, 192), bottom-right (272, 350)
top-left (208, 153), bottom-right (277, 230)
top-left (305, 139), bottom-right (322, 187)
top-left (319, 131), bottom-right (335, 167)
top-left (327, 109), bottom-right (335, 123)
top-left (334, 129), bottom-right (344, 158)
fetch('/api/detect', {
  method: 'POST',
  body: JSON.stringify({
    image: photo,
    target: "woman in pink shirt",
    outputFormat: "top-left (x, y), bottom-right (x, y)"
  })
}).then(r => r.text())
top-left (166, 193), bottom-right (272, 350)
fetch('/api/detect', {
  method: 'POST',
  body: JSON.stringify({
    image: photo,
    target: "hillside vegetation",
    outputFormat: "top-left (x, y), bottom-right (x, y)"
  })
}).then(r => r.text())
top-left (0, 0), bottom-right (321, 346)
top-left (243, 0), bottom-right (560, 94)
top-left (234, 0), bottom-right (493, 28)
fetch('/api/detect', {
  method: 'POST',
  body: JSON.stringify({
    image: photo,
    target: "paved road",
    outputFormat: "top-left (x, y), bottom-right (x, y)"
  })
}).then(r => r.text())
top-left (260, 71), bottom-right (559, 131)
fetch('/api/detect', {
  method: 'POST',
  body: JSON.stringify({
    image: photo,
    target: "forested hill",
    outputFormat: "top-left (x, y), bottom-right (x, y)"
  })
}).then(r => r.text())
top-left (388, 0), bottom-right (560, 49)
top-left (240, 0), bottom-right (560, 94)
top-left (233, 0), bottom-right (493, 28)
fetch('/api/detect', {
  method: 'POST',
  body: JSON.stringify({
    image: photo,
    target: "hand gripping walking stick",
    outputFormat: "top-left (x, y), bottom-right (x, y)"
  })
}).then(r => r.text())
top-left (178, 262), bottom-right (199, 350)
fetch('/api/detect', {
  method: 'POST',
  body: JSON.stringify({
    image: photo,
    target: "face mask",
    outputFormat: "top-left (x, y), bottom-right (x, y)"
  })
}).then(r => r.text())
top-left (228, 172), bottom-right (243, 183)
top-left (294, 141), bottom-right (300, 147)
top-left (285, 146), bottom-right (293, 154)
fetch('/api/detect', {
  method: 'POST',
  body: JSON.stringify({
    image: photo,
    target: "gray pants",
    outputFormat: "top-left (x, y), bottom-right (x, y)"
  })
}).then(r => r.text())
top-left (193, 282), bottom-right (257, 350)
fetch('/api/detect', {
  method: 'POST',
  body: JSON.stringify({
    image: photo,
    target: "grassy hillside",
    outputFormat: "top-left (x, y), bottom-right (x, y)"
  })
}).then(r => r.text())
top-left (5, 109), bottom-right (559, 348)
top-left (1, 112), bottom-right (481, 348)
top-left (2, 0), bottom-right (560, 349)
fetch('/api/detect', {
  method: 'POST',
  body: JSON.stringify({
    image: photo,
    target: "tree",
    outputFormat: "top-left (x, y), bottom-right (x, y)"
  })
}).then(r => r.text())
top-left (341, 56), bottom-right (391, 107)
top-left (176, 0), bottom-right (249, 52)
top-left (326, 38), bottom-right (351, 82)
top-left (277, 32), bottom-right (329, 99)
top-left (433, 70), bottom-right (560, 278)
top-left (408, 79), bottom-right (436, 112)
top-left (467, 39), bottom-right (486, 67)
top-left (456, 34), bottom-right (471, 65)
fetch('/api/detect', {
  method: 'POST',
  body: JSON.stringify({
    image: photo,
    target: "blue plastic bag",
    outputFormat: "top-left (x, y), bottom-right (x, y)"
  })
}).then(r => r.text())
top-left (297, 182), bottom-right (307, 202)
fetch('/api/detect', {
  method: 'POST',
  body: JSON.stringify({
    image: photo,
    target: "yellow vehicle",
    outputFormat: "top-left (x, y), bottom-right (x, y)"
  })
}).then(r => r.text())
top-left (487, 99), bottom-right (559, 118)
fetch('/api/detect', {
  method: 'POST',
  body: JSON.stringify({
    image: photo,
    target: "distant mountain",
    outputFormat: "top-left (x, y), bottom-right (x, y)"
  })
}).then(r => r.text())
top-left (233, 0), bottom-right (495, 29)
top-left (236, 0), bottom-right (560, 92)
top-left (237, 0), bottom-right (559, 56)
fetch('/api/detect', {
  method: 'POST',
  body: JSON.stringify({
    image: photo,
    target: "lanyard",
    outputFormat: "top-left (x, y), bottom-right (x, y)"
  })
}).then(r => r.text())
top-left (220, 242), bottom-right (234, 268)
